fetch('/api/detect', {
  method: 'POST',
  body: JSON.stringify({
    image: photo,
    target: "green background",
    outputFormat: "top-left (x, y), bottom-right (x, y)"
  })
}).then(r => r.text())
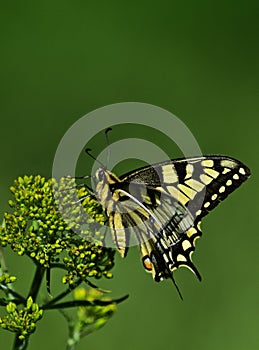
top-left (1, 1), bottom-right (258, 349)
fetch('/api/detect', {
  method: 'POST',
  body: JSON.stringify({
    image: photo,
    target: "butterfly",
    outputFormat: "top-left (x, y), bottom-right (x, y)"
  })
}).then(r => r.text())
top-left (88, 154), bottom-right (250, 296)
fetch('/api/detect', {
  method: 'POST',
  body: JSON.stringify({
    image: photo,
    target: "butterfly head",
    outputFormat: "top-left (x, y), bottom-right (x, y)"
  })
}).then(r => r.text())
top-left (95, 168), bottom-right (106, 183)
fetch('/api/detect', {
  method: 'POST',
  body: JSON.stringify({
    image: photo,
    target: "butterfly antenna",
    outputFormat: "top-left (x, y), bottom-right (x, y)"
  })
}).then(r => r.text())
top-left (105, 127), bottom-right (112, 168)
top-left (171, 275), bottom-right (183, 300)
top-left (85, 148), bottom-right (105, 168)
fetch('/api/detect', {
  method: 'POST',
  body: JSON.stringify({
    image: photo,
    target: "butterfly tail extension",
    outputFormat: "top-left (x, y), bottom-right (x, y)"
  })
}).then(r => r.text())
top-left (140, 233), bottom-right (192, 299)
top-left (170, 274), bottom-right (183, 300)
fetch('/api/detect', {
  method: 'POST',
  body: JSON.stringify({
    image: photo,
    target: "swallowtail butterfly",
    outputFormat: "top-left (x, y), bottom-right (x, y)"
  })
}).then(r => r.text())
top-left (89, 155), bottom-right (250, 294)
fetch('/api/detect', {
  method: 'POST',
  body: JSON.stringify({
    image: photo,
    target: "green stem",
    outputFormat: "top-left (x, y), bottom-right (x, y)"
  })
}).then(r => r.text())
top-left (42, 279), bottom-right (82, 309)
top-left (0, 284), bottom-right (26, 304)
top-left (1, 246), bottom-right (29, 349)
top-left (0, 246), bottom-right (8, 273)
top-left (66, 328), bottom-right (79, 350)
top-left (59, 310), bottom-right (77, 350)
top-left (66, 342), bottom-right (76, 350)
top-left (13, 335), bottom-right (29, 350)
top-left (43, 293), bottom-right (129, 310)
top-left (28, 264), bottom-right (45, 300)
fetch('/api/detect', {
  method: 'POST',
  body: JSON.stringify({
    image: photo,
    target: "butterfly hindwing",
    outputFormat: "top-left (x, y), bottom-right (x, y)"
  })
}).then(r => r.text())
top-left (140, 223), bottom-right (202, 282)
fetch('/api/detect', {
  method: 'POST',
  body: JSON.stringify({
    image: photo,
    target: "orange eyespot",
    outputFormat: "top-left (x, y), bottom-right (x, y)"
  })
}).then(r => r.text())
top-left (142, 256), bottom-right (153, 271)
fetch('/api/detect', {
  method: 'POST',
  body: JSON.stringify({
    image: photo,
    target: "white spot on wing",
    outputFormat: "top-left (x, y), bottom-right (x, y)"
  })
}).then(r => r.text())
top-left (211, 194), bottom-right (217, 200)
top-left (201, 159), bottom-right (214, 167)
top-left (222, 168), bottom-right (231, 174)
top-left (219, 186), bottom-right (225, 193)
top-left (239, 167), bottom-right (246, 175)
top-left (182, 240), bottom-right (192, 251)
top-left (221, 159), bottom-right (235, 168)
top-left (187, 227), bottom-right (197, 238)
top-left (196, 209), bottom-right (202, 216)
top-left (177, 254), bottom-right (187, 262)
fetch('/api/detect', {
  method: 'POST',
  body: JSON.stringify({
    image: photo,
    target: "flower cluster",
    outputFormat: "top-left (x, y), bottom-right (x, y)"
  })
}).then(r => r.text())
top-left (74, 288), bottom-right (117, 334)
top-left (0, 297), bottom-right (43, 340)
top-left (0, 175), bottom-right (115, 285)
top-left (0, 273), bottom-right (17, 285)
